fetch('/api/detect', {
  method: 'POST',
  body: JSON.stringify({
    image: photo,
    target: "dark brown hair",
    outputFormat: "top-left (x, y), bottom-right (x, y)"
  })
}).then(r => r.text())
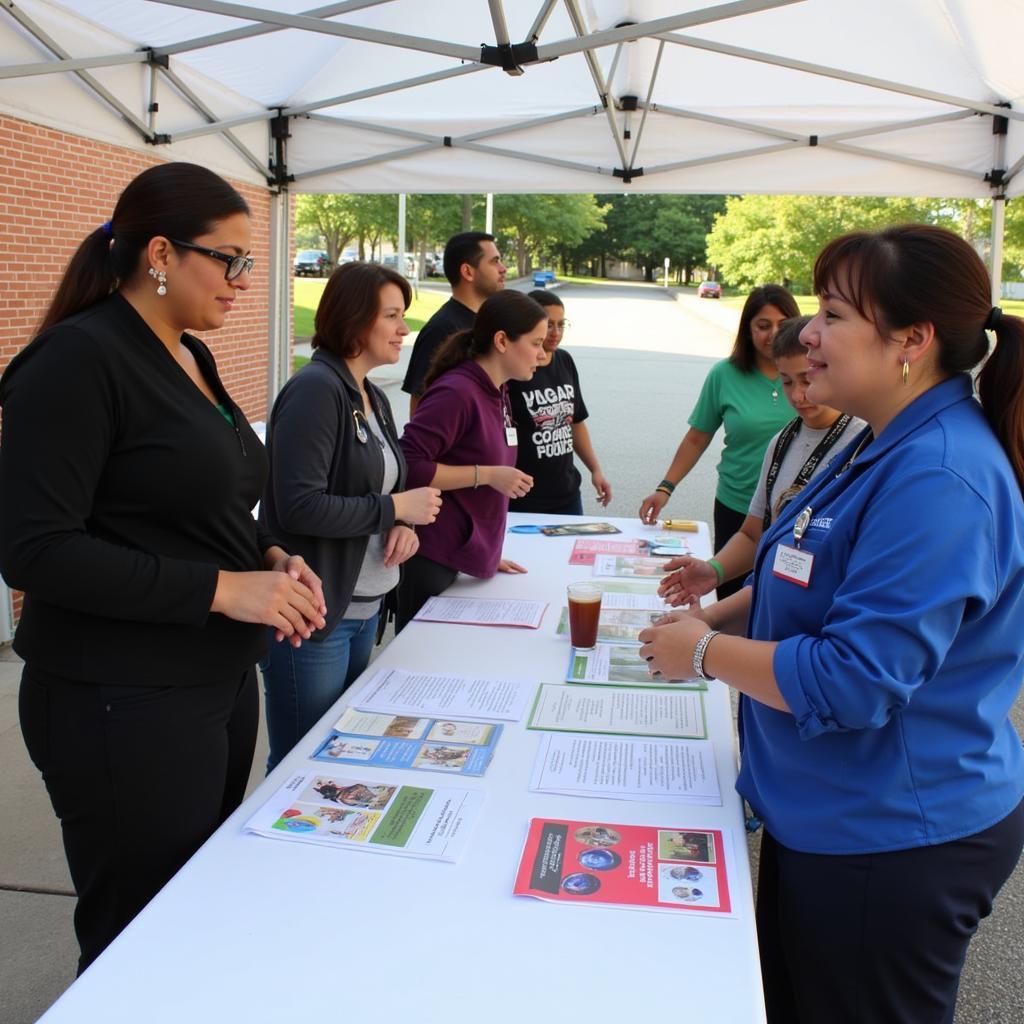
top-left (528, 288), bottom-right (564, 311)
top-left (729, 284), bottom-right (800, 372)
top-left (771, 316), bottom-right (812, 360)
top-left (313, 261), bottom-right (412, 358)
top-left (422, 290), bottom-right (547, 391)
top-left (38, 162), bottom-right (249, 336)
top-left (813, 223), bottom-right (1024, 492)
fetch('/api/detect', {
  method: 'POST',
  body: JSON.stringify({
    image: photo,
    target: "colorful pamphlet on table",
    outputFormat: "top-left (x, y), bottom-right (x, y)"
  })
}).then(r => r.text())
top-left (567, 643), bottom-right (707, 690)
top-left (556, 605), bottom-right (662, 644)
top-left (514, 818), bottom-right (735, 915)
top-left (591, 554), bottom-right (673, 579)
top-left (243, 771), bottom-right (482, 863)
top-left (568, 538), bottom-right (649, 565)
top-left (311, 706), bottom-right (502, 777)
top-left (413, 595), bottom-right (547, 629)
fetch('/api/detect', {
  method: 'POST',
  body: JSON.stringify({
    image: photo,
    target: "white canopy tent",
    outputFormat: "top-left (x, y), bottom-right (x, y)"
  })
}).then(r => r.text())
top-left (2, 0), bottom-right (1023, 382)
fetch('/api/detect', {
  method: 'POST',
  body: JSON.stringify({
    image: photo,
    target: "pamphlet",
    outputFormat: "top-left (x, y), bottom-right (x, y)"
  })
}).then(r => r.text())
top-left (514, 818), bottom-right (735, 915)
top-left (311, 707), bottom-right (503, 777)
top-left (529, 733), bottom-right (721, 805)
top-left (556, 605), bottom-right (662, 644)
top-left (414, 595), bottom-right (547, 629)
top-left (527, 683), bottom-right (708, 739)
top-left (567, 644), bottom-right (706, 690)
top-left (569, 538), bottom-right (648, 566)
top-left (539, 522), bottom-right (621, 536)
top-left (355, 667), bottom-right (532, 722)
top-left (243, 770), bottom-right (481, 862)
top-left (592, 554), bottom-right (672, 579)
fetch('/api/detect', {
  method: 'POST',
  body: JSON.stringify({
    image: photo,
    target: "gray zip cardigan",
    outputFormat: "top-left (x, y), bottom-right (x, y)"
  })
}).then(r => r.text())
top-left (258, 348), bottom-right (407, 639)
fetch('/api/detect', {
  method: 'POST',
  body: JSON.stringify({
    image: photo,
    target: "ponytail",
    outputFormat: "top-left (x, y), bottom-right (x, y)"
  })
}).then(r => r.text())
top-left (976, 314), bottom-right (1024, 494)
top-left (423, 329), bottom-right (476, 390)
top-left (37, 228), bottom-right (118, 336)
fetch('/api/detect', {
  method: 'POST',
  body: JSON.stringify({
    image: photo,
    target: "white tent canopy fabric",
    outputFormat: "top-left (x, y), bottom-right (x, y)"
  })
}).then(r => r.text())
top-left (1, 0), bottom-right (1022, 200)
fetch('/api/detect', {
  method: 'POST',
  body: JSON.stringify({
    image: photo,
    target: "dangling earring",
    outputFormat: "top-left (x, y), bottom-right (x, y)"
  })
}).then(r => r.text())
top-left (148, 266), bottom-right (167, 296)
top-left (901, 356), bottom-right (910, 386)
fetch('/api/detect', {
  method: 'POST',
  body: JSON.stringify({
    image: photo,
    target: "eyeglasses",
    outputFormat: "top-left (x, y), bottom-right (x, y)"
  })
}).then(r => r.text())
top-left (169, 238), bottom-right (255, 281)
top-left (548, 319), bottom-right (571, 332)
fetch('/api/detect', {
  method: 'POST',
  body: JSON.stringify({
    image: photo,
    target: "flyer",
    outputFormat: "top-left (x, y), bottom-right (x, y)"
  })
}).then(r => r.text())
top-left (592, 554), bottom-right (672, 579)
top-left (414, 595), bottom-right (547, 628)
top-left (311, 707), bottom-right (503, 777)
top-left (529, 733), bottom-right (721, 805)
top-left (567, 644), bottom-right (706, 690)
top-left (527, 683), bottom-right (708, 740)
top-left (514, 818), bottom-right (734, 915)
top-left (243, 771), bottom-right (482, 863)
top-left (555, 605), bottom-right (663, 644)
top-left (568, 538), bottom-right (649, 566)
top-left (539, 522), bottom-right (620, 536)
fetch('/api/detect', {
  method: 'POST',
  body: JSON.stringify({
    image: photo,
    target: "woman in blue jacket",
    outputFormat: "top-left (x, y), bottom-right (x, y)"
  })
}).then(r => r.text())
top-left (640, 224), bottom-right (1024, 1024)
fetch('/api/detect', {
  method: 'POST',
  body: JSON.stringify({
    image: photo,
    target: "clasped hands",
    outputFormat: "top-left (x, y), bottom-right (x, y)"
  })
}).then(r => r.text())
top-left (638, 608), bottom-right (712, 681)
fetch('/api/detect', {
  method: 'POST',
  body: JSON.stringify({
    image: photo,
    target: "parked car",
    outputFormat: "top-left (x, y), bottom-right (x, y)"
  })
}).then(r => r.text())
top-left (697, 280), bottom-right (722, 299)
top-left (294, 249), bottom-right (330, 277)
top-left (381, 253), bottom-right (416, 276)
top-left (339, 249), bottom-right (358, 264)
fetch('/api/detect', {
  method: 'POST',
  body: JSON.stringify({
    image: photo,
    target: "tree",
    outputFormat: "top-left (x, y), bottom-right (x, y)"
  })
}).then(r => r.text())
top-left (493, 194), bottom-right (607, 276)
top-left (294, 194), bottom-right (358, 263)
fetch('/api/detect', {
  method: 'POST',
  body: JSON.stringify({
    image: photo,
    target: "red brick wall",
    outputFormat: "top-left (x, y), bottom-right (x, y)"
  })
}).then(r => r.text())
top-left (1, 114), bottom-right (278, 627)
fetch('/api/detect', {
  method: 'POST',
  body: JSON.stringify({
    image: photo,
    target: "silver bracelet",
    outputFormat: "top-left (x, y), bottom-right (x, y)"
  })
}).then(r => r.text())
top-left (692, 629), bottom-right (720, 681)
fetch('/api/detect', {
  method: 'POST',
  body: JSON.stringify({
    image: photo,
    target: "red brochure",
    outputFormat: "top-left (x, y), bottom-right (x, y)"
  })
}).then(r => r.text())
top-left (569, 538), bottom-right (649, 565)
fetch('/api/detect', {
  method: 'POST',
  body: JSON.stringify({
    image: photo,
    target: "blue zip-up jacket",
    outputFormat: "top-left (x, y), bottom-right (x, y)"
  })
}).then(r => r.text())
top-left (739, 374), bottom-right (1024, 854)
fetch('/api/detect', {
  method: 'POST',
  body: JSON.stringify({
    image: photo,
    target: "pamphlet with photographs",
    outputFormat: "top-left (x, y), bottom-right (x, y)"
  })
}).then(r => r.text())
top-left (311, 707), bottom-right (502, 777)
top-left (539, 522), bottom-right (621, 536)
top-left (243, 770), bottom-right (482, 863)
top-left (555, 605), bottom-right (663, 644)
top-left (514, 818), bottom-right (735, 915)
top-left (567, 643), bottom-right (707, 690)
top-left (592, 554), bottom-right (672, 579)
top-left (568, 538), bottom-right (649, 566)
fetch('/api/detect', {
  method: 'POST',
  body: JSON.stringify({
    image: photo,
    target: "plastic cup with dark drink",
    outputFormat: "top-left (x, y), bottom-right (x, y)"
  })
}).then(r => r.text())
top-left (567, 582), bottom-right (603, 650)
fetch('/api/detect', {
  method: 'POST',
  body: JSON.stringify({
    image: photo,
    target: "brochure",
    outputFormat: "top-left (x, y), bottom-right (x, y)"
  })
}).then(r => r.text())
top-left (539, 522), bottom-right (621, 536)
top-left (555, 605), bottom-right (663, 644)
top-left (568, 538), bottom-right (649, 566)
top-left (414, 596), bottom-right (547, 629)
top-left (594, 580), bottom-right (667, 611)
top-left (355, 667), bottom-right (532, 722)
top-left (514, 818), bottom-right (735, 915)
top-left (529, 733), bottom-right (721, 805)
top-left (567, 644), bottom-right (707, 690)
top-left (311, 707), bottom-right (503, 777)
top-left (592, 554), bottom-right (672, 579)
top-left (243, 770), bottom-right (482, 863)
top-left (527, 683), bottom-right (708, 740)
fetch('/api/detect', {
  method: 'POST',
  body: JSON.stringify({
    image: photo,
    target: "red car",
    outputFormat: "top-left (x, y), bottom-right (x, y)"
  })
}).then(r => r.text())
top-left (697, 280), bottom-right (722, 299)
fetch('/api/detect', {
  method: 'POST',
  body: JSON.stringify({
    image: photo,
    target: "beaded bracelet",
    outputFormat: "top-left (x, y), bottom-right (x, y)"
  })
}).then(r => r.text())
top-left (657, 478), bottom-right (676, 494)
top-left (692, 629), bottom-right (721, 681)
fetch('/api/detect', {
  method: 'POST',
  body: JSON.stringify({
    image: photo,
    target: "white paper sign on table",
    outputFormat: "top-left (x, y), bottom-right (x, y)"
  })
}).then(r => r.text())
top-left (414, 595), bottom-right (547, 628)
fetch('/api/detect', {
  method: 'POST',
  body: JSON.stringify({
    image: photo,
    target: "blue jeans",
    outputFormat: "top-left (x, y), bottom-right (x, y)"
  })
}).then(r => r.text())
top-left (259, 611), bottom-right (379, 772)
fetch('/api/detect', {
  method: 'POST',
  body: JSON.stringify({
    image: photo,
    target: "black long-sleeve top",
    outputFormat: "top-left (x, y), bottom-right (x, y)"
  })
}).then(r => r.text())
top-left (0, 293), bottom-right (275, 685)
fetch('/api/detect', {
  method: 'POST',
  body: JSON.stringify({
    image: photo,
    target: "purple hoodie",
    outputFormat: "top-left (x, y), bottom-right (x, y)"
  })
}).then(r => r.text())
top-left (400, 360), bottom-right (515, 577)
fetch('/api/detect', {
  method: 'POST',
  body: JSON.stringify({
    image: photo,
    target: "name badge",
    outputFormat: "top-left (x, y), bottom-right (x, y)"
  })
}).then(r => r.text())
top-left (772, 543), bottom-right (814, 587)
top-left (505, 426), bottom-right (519, 446)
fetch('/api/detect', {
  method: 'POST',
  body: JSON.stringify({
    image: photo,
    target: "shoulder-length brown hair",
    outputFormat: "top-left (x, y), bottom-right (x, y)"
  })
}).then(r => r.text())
top-left (313, 261), bottom-right (412, 359)
top-left (729, 284), bottom-right (800, 372)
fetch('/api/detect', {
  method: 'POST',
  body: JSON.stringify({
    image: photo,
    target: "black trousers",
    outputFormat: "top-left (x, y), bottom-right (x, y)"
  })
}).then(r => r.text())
top-left (756, 802), bottom-right (1024, 1024)
top-left (396, 553), bottom-right (458, 633)
top-left (19, 665), bottom-right (258, 974)
top-left (713, 498), bottom-right (748, 599)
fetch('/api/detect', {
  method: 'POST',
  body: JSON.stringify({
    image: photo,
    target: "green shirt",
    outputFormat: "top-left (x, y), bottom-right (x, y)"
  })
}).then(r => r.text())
top-left (688, 358), bottom-right (794, 514)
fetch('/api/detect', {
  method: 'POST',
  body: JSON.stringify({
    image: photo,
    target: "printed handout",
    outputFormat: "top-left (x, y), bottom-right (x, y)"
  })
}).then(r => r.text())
top-left (311, 707), bottom-right (503, 777)
top-left (567, 644), bottom-right (707, 690)
top-left (529, 733), bottom-right (721, 805)
top-left (243, 770), bottom-right (482, 862)
top-left (355, 667), bottom-right (532, 722)
top-left (592, 554), bottom-right (672, 579)
top-left (514, 818), bottom-right (735, 915)
top-left (539, 522), bottom-right (621, 536)
top-left (569, 538), bottom-right (648, 566)
top-left (414, 595), bottom-right (547, 629)
top-left (527, 684), bottom-right (707, 739)
top-left (556, 606), bottom-right (663, 644)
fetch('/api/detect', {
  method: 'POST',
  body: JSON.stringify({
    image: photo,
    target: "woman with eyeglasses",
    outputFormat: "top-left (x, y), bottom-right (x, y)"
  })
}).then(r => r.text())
top-left (258, 261), bottom-right (442, 771)
top-left (0, 162), bottom-right (326, 973)
top-left (639, 284), bottom-right (800, 598)
top-left (506, 290), bottom-right (613, 515)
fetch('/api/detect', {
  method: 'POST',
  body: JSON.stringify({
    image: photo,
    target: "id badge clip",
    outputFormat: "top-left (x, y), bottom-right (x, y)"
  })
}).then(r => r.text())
top-left (772, 505), bottom-right (814, 587)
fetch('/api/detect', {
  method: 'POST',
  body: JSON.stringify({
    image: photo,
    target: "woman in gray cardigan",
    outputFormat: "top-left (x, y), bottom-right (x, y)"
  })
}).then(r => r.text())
top-left (259, 262), bottom-right (441, 770)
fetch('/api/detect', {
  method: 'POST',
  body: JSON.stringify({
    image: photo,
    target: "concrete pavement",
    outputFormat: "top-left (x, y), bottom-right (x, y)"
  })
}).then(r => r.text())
top-left (2, 280), bottom-right (1021, 1022)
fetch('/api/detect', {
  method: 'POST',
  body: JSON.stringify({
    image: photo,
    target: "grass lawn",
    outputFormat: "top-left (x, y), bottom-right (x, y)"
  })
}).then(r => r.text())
top-left (293, 278), bottom-right (447, 337)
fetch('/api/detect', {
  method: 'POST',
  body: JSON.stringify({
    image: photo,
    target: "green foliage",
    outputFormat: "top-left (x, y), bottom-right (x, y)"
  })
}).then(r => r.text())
top-left (494, 195), bottom-right (607, 276)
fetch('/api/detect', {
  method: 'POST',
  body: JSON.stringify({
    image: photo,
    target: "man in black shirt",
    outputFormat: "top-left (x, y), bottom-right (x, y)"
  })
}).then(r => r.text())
top-left (402, 231), bottom-right (507, 413)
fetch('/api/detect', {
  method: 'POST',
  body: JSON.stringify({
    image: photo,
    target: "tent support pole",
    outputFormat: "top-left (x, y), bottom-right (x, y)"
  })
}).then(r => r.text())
top-left (988, 106), bottom-right (1009, 307)
top-left (486, 195), bottom-right (494, 235)
top-left (267, 188), bottom-right (292, 410)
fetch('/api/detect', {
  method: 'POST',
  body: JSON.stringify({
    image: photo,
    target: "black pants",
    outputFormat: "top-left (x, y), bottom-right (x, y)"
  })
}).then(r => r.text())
top-left (713, 498), bottom-right (747, 599)
top-left (19, 665), bottom-right (258, 974)
top-left (396, 553), bottom-right (458, 632)
top-left (756, 802), bottom-right (1024, 1024)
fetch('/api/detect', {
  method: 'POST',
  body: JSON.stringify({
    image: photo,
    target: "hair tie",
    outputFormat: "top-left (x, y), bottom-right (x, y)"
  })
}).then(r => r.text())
top-left (100, 221), bottom-right (113, 238)
top-left (985, 306), bottom-right (1003, 331)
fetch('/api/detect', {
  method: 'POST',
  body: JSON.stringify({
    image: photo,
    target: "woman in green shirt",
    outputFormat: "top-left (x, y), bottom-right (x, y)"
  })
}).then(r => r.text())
top-left (639, 284), bottom-right (799, 598)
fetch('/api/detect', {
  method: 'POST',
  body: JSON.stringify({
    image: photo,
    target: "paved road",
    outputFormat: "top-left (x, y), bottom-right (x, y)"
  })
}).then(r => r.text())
top-left (2, 281), bottom-right (1020, 1023)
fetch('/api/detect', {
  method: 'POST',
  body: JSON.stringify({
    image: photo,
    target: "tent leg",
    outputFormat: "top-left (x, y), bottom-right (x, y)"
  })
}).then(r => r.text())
top-left (267, 189), bottom-right (292, 415)
top-left (990, 195), bottom-right (1006, 308)
top-left (486, 193), bottom-right (494, 234)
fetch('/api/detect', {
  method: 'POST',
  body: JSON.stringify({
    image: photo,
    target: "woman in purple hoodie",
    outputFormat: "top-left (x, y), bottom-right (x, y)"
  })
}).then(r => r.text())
top-left (397, 291), bottom-right (548, 628)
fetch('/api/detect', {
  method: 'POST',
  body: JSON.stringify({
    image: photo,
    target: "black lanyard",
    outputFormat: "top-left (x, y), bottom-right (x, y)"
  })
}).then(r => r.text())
top-left (762, 414), bottom-right (852, 531)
